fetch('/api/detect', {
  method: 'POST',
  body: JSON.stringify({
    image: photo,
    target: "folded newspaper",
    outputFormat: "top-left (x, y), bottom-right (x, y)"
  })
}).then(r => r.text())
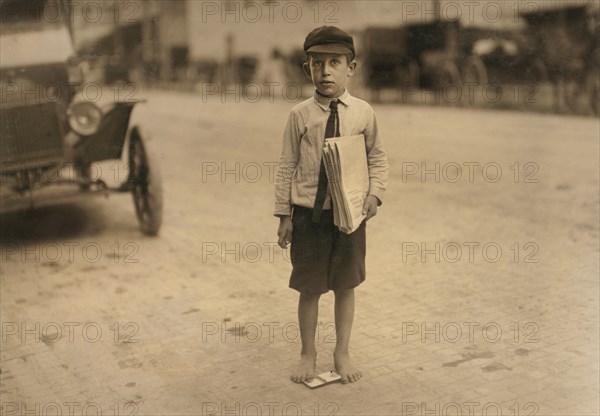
top-left (322, 134), bottom-right (369, 234)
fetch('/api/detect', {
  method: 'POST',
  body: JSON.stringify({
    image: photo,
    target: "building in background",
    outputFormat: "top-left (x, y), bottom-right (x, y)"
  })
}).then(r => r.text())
top-left (67, 0), bottom-right (598, 112)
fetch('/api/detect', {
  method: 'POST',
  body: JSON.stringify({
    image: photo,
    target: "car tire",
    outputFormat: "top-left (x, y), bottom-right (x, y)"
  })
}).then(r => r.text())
top-left (128, 127), bottom-right (163, 236)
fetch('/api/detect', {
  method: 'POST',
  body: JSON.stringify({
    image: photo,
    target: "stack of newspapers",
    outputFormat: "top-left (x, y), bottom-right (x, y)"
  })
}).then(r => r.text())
top-left (322, 134), bottom-right (369, 234)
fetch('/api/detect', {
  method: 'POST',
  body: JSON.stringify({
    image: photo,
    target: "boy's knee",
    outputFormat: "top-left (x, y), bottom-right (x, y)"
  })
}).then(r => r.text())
top-left (300, 292), bottom-right (321, 301)
top-left (333, 288), bottom-right (354, 297)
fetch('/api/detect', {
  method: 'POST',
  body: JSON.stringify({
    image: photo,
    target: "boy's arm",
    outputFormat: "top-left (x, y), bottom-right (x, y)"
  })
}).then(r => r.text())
top-left (274, 111), bottom-right (301, 217)
top-left (363, 108), bottom-right (388, 207)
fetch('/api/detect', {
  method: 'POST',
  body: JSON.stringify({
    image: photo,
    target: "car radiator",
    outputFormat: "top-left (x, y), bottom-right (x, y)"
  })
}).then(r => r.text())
top-left (0, 101), bottom-right (65, 173)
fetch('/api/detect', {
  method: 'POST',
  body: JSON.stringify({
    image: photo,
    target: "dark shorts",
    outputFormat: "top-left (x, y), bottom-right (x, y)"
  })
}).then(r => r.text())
top-left (289, 205), bottom-right (366, 295)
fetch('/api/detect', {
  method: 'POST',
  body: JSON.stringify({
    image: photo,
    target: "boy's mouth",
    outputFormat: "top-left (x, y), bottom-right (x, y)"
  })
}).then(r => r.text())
top-left (320, 81), bottom-right (335, 86)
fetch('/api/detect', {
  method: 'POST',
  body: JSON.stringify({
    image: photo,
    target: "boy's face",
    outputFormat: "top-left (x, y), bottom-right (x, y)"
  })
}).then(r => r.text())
top-left (304, 53), bottom-right (356, 98)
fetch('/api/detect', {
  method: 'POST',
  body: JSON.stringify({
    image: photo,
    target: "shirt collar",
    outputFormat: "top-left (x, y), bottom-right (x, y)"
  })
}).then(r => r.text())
top-left (313, 89), bottom-right (351, 111)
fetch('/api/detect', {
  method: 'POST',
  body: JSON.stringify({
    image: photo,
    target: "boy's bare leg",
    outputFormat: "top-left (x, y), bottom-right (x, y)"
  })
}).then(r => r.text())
top-left (291, 292), bottom-right (320, 383)
top-left (333, 288), bottom-right (362, 383)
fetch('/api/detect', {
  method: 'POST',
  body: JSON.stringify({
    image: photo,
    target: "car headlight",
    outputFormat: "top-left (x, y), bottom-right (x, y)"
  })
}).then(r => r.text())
top-left (67, 101), bottom-right (103, 136)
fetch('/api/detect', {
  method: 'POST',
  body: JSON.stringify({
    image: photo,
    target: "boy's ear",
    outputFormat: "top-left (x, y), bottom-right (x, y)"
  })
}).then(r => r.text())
top-left (347, 60), bottom-right (357, 77)
top-left (302, 62), bottom-right (312, 81)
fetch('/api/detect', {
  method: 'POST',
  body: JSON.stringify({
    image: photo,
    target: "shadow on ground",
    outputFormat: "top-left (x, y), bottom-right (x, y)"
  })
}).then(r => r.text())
top-left (0, 203), bottom-right (106, 243)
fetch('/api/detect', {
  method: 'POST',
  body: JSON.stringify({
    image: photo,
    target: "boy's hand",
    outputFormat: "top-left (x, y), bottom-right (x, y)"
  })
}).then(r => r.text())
top-left (362, 195), bottom-right (379, 221)
top-left (277, 216), bottom-right (293, 248)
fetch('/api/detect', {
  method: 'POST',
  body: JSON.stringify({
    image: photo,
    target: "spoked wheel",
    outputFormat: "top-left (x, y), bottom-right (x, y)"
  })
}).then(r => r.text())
top-left (462, 55), bottom-right (488, 86)
top-left (563, 60), bottom-right (586, 113)
top-left (435, 60), bottom-right (462, 105)
top-left (527, 58), bottom-right (549, 83)
top-left (587, 50), bottom-right (600, 116)
top-left (397, 60), bottom-right (420, 91)
top-left (128, 128), bottom-right (163, 236)
top-left (589, 73), bottom-right (600, 116)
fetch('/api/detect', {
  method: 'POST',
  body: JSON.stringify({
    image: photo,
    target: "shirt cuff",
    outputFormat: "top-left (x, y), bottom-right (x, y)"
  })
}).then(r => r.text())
top-left (368, 189), bottom-right (385, 206)
top-left (274, 204), bottom-right (292, 217)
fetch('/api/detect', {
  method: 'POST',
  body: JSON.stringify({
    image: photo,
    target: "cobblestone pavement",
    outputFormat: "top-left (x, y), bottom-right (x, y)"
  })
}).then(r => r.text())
top-left (1, 91), bottom-right (598, 415)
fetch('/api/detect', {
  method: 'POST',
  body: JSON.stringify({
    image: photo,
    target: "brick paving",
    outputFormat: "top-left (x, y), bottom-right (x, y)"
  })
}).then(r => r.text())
top-left (1, 92), bottom-right (598, 415)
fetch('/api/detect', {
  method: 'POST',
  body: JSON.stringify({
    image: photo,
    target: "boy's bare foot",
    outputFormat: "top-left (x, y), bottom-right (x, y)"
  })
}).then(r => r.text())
top-left (334, 351), bottom-right (362, 384)
top-left (291, 353), bottom-right (316, 383)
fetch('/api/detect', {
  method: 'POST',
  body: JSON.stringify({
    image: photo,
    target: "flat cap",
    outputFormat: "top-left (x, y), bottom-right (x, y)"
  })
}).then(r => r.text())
top-left (304, 26), bottom-right (355, 59)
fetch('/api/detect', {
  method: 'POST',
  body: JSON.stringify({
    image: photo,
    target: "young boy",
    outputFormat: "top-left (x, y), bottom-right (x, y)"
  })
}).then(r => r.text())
top-left (274, 26), bottom-right (388, 384)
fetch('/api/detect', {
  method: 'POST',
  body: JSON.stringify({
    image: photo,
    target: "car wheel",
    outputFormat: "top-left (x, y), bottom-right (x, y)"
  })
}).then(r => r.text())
top-left (128, 128), bottom-right (163, 236)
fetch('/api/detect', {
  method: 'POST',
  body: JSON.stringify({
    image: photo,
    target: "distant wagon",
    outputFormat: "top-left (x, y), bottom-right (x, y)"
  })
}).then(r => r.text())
top-left (519, 3), bottom-right (599, 114)
top-left (362, 6), bottom-right (598, 115)
top-left (362, 20), bottom-right (504, 98)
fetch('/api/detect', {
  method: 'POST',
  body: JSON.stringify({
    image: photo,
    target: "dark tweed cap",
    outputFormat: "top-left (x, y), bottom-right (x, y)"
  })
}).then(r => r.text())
top-left (303, 26), bottom-right (355, 59)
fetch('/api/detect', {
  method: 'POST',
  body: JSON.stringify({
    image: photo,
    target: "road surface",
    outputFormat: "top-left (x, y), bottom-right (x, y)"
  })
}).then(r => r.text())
top-left (1, 91), bottom-right (598, 415)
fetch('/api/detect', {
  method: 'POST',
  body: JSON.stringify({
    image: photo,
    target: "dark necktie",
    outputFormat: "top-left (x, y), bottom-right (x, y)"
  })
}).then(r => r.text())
top-left (312, 100), bottom-right (340, 223)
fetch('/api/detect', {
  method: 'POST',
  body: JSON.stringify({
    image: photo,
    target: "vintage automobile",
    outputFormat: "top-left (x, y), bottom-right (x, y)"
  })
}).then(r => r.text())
top-left (0, 0), bottom-right (162, 235)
